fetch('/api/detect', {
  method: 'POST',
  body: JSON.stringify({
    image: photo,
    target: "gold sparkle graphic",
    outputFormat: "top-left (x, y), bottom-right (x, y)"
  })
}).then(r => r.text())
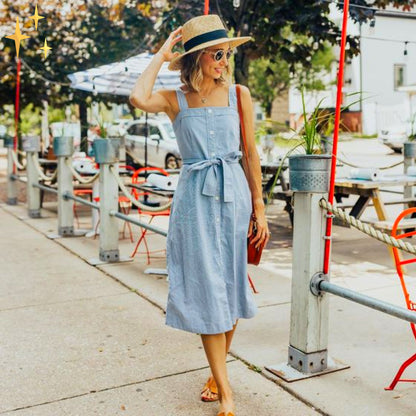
top-left (40, 38), bottom-right (51, 58)
top-left (5, 17), bottom-right (30, 58)
top-left (29, 5), bottom-right (45, 30)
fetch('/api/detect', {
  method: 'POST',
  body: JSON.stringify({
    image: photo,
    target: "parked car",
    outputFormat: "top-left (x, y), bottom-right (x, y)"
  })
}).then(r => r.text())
top-left (125, 116), bottom-right (181, 169)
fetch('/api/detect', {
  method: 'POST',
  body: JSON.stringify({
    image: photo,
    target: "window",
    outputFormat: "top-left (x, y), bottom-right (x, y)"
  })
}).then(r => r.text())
top-left (127, 123), bottom-right (146, 136)
top-left (149, 126), bottom-right (161, 138)
top-left (394, 64), bottom-right (406, 90)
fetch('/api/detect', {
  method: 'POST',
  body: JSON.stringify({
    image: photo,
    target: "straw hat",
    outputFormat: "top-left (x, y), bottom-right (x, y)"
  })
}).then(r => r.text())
top-left (168, 14), bottom-right (252, 71)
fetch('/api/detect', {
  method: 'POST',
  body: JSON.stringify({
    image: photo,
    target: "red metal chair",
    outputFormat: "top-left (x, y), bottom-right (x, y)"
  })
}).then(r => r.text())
top-left (385, 207), bottom-right (416, 390)
top-left (73, 188), bottom-right (93, 228)
top-left (130, 167), bottom-right (171, 264)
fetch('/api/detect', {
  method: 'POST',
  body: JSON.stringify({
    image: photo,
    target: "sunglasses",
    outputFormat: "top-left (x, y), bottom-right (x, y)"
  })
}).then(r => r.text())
top-left (203, 49), bottom-right (234, 62)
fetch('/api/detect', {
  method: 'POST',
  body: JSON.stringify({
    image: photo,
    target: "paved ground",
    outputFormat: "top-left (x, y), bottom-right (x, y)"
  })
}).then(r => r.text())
top-left (2, 139), bottom-right (416, 415)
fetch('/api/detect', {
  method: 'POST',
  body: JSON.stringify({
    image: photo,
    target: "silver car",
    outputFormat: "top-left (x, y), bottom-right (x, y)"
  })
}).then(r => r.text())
top-left (125, 116), bottom-right (181, 169)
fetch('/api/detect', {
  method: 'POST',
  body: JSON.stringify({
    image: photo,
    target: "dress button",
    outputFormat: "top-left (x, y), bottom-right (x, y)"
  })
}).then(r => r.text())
top-left (208, 109), bottom-right (212, 114)
top-left (210, 130), bottom-right (214, 135)
top-left (211, 152), bottom-right (215, 156)
top-left (215, 196), bottom-right (219, 201)
top-left (216, 217), bottom-right (220, 223)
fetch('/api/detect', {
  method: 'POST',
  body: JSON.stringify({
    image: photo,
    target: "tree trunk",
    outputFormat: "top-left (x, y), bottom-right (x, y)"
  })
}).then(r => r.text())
top-left (234, 49), bottom-right (250, 86)
top-left (266, 102), bottom-right (272, 119)
top-left (79, 100), bottom-right (88, 154)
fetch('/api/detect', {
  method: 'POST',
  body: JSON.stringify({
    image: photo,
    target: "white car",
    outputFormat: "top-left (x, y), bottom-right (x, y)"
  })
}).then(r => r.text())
top-left (125, 116), bottom-right (181, 169)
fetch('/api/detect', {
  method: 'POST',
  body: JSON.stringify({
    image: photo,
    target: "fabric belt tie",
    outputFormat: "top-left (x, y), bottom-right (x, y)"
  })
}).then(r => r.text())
top-left (183, 151), bottom-right (242, 202)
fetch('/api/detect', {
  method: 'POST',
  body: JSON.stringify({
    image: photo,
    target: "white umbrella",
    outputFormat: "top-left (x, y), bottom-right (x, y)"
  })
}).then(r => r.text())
top-left (67, 52), bottom-right (182, 96)
top-left (68, 52), bottom-right (182, 168)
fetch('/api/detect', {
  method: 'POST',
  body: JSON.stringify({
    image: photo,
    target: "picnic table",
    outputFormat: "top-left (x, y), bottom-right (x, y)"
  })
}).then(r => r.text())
top-left (335, 175), bottom-right (416, 222)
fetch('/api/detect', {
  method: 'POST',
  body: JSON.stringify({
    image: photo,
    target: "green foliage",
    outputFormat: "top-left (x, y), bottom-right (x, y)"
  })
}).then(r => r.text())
top-left (249, 58), bottom-right (290, 118)
top-left (299, 87), bottom-right (325, 154)
top-left (0, 0), bottom-right (154, 110)
top-left (48, 107), bottom-right (66, 123)
top-left (249, 42), bottom-right (334, 118)
top-left (19, 103), bottom-right (42, 135)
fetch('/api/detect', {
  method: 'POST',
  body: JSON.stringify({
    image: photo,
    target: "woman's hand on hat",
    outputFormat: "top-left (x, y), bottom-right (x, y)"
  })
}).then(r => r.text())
top-left (158, 27), bottom-right (182, 63)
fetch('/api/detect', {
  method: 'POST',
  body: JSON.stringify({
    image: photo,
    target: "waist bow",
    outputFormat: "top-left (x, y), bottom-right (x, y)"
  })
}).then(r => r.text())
top-left (183, 151), bottom-right (242, 202)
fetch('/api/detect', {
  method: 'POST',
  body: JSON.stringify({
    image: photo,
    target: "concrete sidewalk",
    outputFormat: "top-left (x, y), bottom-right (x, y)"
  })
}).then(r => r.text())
top-left (0, 203), bottom-right (318, 416)
top-left (1, 196), bottom-right (416, 415)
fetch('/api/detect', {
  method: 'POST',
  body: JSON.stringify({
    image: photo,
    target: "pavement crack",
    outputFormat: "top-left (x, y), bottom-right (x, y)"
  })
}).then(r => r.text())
top-left (0, 363), bottom-right (238, 414)
top-left (0, 291), bottom-right (131, 313)
top-left (258, 301), bottom-right (291, 308)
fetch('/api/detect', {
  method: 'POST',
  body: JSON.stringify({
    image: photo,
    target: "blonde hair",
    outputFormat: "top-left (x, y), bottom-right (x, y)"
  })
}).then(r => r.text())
top-left (178, 49), bottom-right (232, 92)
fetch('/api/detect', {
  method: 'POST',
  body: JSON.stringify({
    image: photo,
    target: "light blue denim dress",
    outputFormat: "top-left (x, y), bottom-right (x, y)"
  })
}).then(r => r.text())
top-left (165, 84), bottom-right (257, 335)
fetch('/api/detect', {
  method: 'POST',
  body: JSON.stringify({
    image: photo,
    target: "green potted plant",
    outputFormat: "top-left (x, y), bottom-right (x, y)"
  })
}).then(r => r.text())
top-left (404, 113), bottom-right (416, 159)
top-left (53, 124), bottom-right (74, 157)
top-left (288, 89), bottom-right (331, 193)
top-left (21, 122), bottom-right (41, 153)
top-left (92, 116), bottom-right (120, 164)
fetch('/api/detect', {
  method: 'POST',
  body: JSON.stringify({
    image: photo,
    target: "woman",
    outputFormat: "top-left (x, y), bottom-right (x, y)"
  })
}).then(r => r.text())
top-left (129, 14), bottom-right (270, 416)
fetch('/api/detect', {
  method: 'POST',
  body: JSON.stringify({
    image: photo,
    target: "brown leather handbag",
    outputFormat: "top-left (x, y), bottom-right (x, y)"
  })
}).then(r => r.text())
top-left (236, 84), bottom-right (265, 268)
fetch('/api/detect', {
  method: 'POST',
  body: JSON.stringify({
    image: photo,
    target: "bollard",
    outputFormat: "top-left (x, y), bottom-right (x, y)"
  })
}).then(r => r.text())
top-left (98, 162), bottom-right (120, 261)
top-left (26, 152), bottom-right (41, 218)
top-left (54, 137), bottom-right (75, 236)
top-left (403, 142), bottom-right (416, 202)
top-left (5, 139), bottom-right (17, 205)
top-left (93, 138), bottom-right (121, 263)
top-left (288, 191), bottom-right (329, 372)
top-left (266, 155), bottom-right (348, 381)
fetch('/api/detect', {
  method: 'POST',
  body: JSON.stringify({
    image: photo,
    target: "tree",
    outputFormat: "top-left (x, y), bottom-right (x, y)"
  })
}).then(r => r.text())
top-left (0, 0), bottom-right (154, 109)
top-left (249, 42), bottom-right (334, 118)
top-left (161, 0), bottom-right (415, 85)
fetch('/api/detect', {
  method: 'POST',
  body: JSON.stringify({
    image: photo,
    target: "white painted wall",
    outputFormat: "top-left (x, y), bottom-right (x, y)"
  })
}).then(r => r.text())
top-left (289, 5), bottom-right (416, 135)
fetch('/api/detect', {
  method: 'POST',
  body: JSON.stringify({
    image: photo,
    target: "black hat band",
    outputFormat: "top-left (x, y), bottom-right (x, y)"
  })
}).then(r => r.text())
top-left (183, 29), bottom-right (228, 52)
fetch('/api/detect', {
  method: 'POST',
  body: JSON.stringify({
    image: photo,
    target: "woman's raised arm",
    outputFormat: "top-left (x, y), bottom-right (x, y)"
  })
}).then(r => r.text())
top-left (129, 28), bottom-right (182, 114)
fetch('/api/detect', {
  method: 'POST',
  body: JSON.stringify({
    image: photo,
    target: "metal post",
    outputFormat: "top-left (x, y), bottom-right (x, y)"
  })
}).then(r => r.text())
top-left (98, 162), bottom-right (120, 262)
top-left (403, 142), bottom-right (416, 202)
top-left (288, 191), bottom-right (329, 372)
top-left (26, 151), bottom-right (41, 218)
top-left (57, 156), bottom-right (74, 235)
top-left (6, 143), bottom-right (17, 205)
top-left (266, 157), bottom-right (348, 382)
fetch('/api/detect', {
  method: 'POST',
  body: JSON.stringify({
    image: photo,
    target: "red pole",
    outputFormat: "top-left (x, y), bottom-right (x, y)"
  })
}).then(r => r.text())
top-left (204, 0), bottom-right (209, 15)
top-left (323, 0), bottom-right (350, 275)
top-left (14, 57), bottom-right (21, 173)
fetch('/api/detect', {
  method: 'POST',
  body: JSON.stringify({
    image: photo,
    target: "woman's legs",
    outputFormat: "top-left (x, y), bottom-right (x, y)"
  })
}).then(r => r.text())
top-left (201, 321), bottom-right (238, 401)
top-left (201, 333), bottom-right (234, 414)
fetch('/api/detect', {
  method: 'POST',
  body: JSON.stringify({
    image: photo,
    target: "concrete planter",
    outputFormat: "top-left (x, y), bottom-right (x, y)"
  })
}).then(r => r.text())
top-left (22, 135), bottom-right (40, 152)
top-left (3, 135), bottom-right (14, 148)
top-left (53, 136), bottom-right (74, 157)
top-left (93, 138), bottom-right (120, 164)
top-left (404, 141), bottom-right (416, 158)
top-left (289, 154), bottom-right (331, 192)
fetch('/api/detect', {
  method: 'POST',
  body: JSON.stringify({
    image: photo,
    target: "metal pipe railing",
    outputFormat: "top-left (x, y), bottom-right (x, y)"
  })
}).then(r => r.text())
top-left (62, 191), bottom-right (99, 210)
top-left (32, 183), bottom-right (58, 194)
top-left (10, 174), bottom-right (27, 183)
top-left (311, 274), bottom-right (416, 325)
top-left (110, 210), bottom-right (168, 237)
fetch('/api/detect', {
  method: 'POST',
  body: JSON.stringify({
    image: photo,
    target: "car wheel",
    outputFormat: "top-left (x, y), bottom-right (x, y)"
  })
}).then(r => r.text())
top-left (165, 154), bottom-right (179, 169)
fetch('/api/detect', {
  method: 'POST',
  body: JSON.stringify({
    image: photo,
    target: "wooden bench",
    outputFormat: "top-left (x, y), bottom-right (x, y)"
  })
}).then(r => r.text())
top-left (373, 218), bottom-right (416, 232)
top-left (337, 198), bottom-right (416, 210)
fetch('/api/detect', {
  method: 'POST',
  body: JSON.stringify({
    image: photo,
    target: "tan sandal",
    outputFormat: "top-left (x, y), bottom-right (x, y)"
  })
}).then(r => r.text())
top-left (200, 376), bottom-right (219, 402)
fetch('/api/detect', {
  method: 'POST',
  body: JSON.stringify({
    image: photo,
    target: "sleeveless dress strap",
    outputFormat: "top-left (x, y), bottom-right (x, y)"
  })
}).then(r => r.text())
top-left (229, 84), bottom-right (237, 109)
top-left (176, 88), bottom-right (189, 110)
